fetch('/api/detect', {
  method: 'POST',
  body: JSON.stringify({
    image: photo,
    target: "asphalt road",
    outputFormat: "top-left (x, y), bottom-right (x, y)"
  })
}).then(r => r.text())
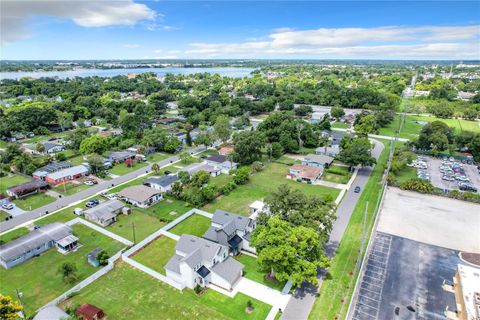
top-left (281, 139), bottom-right (385, 320)
top-left (0, 146), bottom-right (206, 233)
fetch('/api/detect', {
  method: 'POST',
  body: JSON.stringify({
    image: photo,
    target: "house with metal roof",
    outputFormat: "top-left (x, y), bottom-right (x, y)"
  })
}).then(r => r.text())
top-left (144, 174), bottom-right (179, 192)
top-left (203, 209), bottom-right (257, 255)
top-left (205, 154), bottom-right (237, 174)
top-left (32, 161), bottom-right (73, 180)
top-left (165, 235), bottom-right (244, 291)
top-left (118, 185), bottom-right (163, 208)
top-left (6, 180), bottom-right (49, 199)
top-left (0, 222), bottom-right (79, 269)
top-left (84, 199), bottom-right (127, 227)
top-left (45, 165), bottom-right (89, 185)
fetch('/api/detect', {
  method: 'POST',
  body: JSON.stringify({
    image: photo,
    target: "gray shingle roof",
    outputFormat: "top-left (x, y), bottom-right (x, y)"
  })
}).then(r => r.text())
top-left (0, 222), bottom-right (72, 261)
top-left (33, 161), bottom-right (72, 176)
top-left (211, 257), bottom-right (244, 285)
top-left (164, 254), bottom-right (182, 274)
top-left (46, 165), bottom-right (89, 180)
top-left (7, 180), bottom-right (48, 196)
top-left (118, 185), bottom-right (162, 203)
top-left (144, 175), bottom-right (179, 188)
top-left (181, 162), bottom-right (220, 175)
top-left (212, 209), bottom-right (252, 232)
top-left (84, 199), bottom-right (124, 221)
top-left (303, 154), bottom-right (334, 164)
top-left (175, 235), bottom-right (224, 263)
top-left (206, 154), bottom-right (228, 163)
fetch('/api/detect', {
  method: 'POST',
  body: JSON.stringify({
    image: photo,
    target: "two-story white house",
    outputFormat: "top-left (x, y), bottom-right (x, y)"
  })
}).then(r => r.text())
top-left (165, 235), bottom-right (244, 291)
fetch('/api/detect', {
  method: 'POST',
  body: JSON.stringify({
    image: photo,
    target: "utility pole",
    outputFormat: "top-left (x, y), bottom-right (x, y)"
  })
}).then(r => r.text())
top-left (16, 288), bottom-right (26, 319)
top-left (132, 222), bottom-right (136, 244)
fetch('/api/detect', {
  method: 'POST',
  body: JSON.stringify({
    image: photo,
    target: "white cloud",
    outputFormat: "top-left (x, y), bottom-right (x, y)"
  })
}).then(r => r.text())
top-left (1, 0), bottom-right (156, 45)
top-left (146, 24), bottom-right (178, 31)
top-left (123, 44), bottom-right (140, 48)
top-left (183, 25), bottom-right (480, 59)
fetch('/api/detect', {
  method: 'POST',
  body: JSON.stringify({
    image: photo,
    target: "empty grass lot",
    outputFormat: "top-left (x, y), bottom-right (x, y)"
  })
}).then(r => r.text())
top-left (109, 161), bottom-right (148, 176)
top-left (322, 165), bottom-right (352, 184)
top-left (133, 236), bottom-right (177, 275)
top-left (106, 210), bottom-right (166, 243)
top-left (309, 139), bottom-right (389, 320)
top-left (61, 264), bottom-right (273, 320)
top-left (54, 182), bottom-right (90, 196)
top-left (147, 152), bottom-right (170, 163)
top-left (13, 193), bottom-right (56, 210)
top-left (235, 254), bottom-right (286, 291)
top-left (331, 121), bottom-right (350, 129)
top-left (0, 224), bottom-right (124, 314)
top-left (137, 197), bottom-right (191, 222)
top-left (168, 214), bottom-right (211, 237)
top-left (392, 166), bottom-right (417, 184)
top-left (203, 162), bottom-right (340, 216)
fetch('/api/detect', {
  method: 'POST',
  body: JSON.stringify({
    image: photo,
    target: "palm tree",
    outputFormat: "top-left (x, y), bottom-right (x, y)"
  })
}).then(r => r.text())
top-left (152, 163), bottom-right (160, 174)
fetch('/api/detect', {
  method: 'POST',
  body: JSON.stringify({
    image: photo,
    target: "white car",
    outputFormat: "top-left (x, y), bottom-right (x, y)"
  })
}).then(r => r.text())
top-left (2, 203), bottom-right (14, 210)
top-left (84, 180), bottom-right (95, 186)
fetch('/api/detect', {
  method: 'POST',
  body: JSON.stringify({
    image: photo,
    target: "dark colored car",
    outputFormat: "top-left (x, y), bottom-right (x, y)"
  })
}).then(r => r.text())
top-left (354, 186), bottom-right (361, 193)
top-left (164, 170), bottom-right (172, 175)
top-left (459, 184), bottom-right (477, 192)
top-left (86, 199), bottom-right (100, 208)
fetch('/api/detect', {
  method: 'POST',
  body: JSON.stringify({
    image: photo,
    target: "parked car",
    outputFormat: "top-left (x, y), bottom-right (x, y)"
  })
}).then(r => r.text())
top-left (442, 176), bottom-right (455, 181)
top-left (85, 199), bottom-right (100, 208)
top-left (105, 193), bottom-right (118, 200)
top-left (354, 186), bottom-right (361, 193)
top-left (2, 203), bottom-right (14, 210)
top-left (459, 183), bottom-right (477, 192)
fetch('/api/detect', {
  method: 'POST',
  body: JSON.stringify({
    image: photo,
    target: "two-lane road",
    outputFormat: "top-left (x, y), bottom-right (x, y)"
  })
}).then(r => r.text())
top-left (0, 146), bottom-right (206, 233)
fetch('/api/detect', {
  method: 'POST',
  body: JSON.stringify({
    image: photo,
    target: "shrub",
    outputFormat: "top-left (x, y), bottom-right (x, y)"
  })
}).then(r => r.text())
top-left (399, 178), bottom-right (433, 193)
top-left (194, 284), bottom-right (203, 294)
top-left (233, 167), bottom-right (250, 185)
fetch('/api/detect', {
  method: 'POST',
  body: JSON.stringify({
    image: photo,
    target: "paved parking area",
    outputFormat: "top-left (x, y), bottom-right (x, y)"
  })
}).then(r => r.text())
top-left (352, 232), bottom-right (460, 320)
top-left (377, 188), bottom-right (480, 253)
top-left (425, 156), bottom-right (480, 191)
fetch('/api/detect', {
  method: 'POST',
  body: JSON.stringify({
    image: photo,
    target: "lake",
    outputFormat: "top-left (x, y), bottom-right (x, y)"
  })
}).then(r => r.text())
top-left (0, 67), bottom-right (255, 80)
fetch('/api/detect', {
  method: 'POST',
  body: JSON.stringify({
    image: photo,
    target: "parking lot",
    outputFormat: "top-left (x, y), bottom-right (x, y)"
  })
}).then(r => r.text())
top-left (423, 156), bottom-right (480, 192)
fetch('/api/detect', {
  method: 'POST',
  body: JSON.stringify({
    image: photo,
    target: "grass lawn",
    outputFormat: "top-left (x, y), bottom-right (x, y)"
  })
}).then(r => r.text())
top-left (0, 174), bottom-right (31, 195)
top-left (147, 152), bottom-right (170, 163)
top-left (195, 149), bottom-right (218, 157)
top-left (62, 264), bottom-right (272, 320)
top-left (53, 182), bottom-right (90, 196)
top-left (309, 139), bottom-right (390, 320)
top-left (322, 165), bottom-right (352, 184)
top-left (109, 161), bottom-right (148, 176)
top-left (0, 210), bottom-right (10, 221)
top-left (235, 254), bottom-right (286, 291)
top-left (393, 166), bottom-right (417, 184)
top-left (168, 214), bottom-right (211, 237)
top-left (331, 121), bottom-right (349, 129)
top-left (106, 210), bottom-right (166, 243)
top-left (203, 162), bottom-right (340, 216)
top-left (209, 173), bottom-right (233, 189)
top-left (68, 155), bottom-right (86, 166)
top-left (137, 197), bottom-right (191, 222)
top-left (13, 193), bottom-right (56, 210)
top-left (0, 224), bottom-right (124, 314)
top-left (133, 236), bottom-right (177, 275)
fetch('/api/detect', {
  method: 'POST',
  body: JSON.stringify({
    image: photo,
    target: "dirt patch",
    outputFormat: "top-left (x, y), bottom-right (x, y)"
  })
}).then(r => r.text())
top-left (460, 252), bottom-right (480, 267)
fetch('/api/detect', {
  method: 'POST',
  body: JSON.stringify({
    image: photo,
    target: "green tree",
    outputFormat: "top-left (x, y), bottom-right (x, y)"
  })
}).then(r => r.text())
top-left (178, 170), bottom-right (191, 184)
top-left (354, 114), bottom-right (378, 137)
top-left (195, 131), bottom-right (214, 148)
top-left (233, 166), bottom-right (250, 185)
top-left (330, 106), bottom-right (345, 119)
top-left (214, 115), bottom-right (232, 143)
top-left (417, 121), bottom-right (453, 151)
top-left (250, 216), bottom-right (329, 287)
top-left (79, 135), bottom-right (111, 155)
top-left (232, 131), bottom-right (266, 165)
top-left (87, 154), bottom-right (105, 176)
top-left (36, 143), bottom-right (45, 154)
top-left (0, 295), bottom-right (23, 320)
top-left (152, 163), bottom-right (160, 174)
top-left (57, 262), bottom-right (78, 284)
top-left (55, 152), bottom-right (67, 162)
top-left (190, 170), bottom-right (210, 188)
top-left (269, 142), bottom-right (284, 160)
top-left (339, 138), bottom-right (376, 167)
top-left (96, 250), bottom-right (110, 266)
top-left (179, 151), bottom-right (191, 164)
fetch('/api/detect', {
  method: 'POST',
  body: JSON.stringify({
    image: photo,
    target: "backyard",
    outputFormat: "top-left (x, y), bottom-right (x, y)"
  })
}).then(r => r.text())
top-left (168, 214), bottom-right (211, 237)
top-left (13, 193), bottom-right (56, 210)
top-left (0, 224), bottom-right (124, 314)
top-left (0, 174), bottom-right (31, 195)
top-left (235, 254), bottom-right (286, 291)
top-left (322, 165), bottom-right (352, 184)
top-left (109, 161), bottom-right (148, 176)
top-left (203, 161), bottom-right (340, 216)
top-left (61, 264), bottom-right (273, 320)
top-left (133, 236), bottom-right (177, 275)
top-left (106, 210), bottom-right (166, 243)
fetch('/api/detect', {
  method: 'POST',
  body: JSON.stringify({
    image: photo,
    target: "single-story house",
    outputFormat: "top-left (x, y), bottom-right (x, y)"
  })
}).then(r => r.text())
top-left (106, 151), bottom-right (136, 163)
top-left (286, 164), bottom-right (322, 183)
top-left (218, 146), bottom-right (234, 156)
top-left (41, 142), bottom-right (65, 154)
top-left (32, 161), bottom-right (73, 180)
top-left (302, 154), bottom-right (334, 168)
top-left (47, 124), bottom-right (72, 133)
top-left (332, 132), bottom-right (346, 145)
top-left (165, 235), bottom-right (244, 291)
top-left (0, 222), bottom-right (79, 269)
top-left (84, 199), bottom-right (126, 227)
top-left (45, 165), bottom-right (89, 185)
top-left (33, 306), bottom-right (69, 320)
top-left (203, 209), bottom-right (257, 254)
top-left (205, 154), bottom-right (237, 174)
top-left (118, 185), bottom-right (163, 208)
top-left (316, 145), bottom-right (340, 157)
top-left (144, 174), bottom-right (179, 192)
top-left (6, 180), bottom-right (49, 199)
top-left (127, 145), bottom-right (156, 155)
top-left (76, 304), bottom-right (105, 320)
top-left (181, 162), bottom-right (221, 177)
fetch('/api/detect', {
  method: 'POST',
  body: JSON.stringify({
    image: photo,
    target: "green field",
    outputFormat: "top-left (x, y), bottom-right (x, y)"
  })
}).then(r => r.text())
top-left (109, 161), bottom-right (148, 176)
top-left (322, 165), bottom-right (352, 184)
top-left (147, 152), bottom-right (170, 163)
top-left (61, 264), bottom-right (273, 320)
top-left (0, 174), bottom-right (31, 195)
top-left (0, 224), bottom-right (124, 314)
top-left (168, 214), bottom-right (211, 237)
top-left (54, 182), bottom-right (90, 196)
top-left (137, 197), bottom-right (191, 222)
top-left (13, 193), bottom-right (56, 210)
top-left (133, 236), bottom-right (177, 275)
top-left (106, 210), bottom-right (166, 243)
top-left (235, 254), bottom-right (286, 291)
top-left (392, 166), bottom-right (417, 184)
top-left (379, 114), bottom-right (480, 139)
top-left (203, 162), bottom-right (340, 216)
top-left (309, 140), bottom-right (389, 320)
top-left (331, 121), bottom-right (349, 129)
top-left (0, 210), bottom-right (10, 221)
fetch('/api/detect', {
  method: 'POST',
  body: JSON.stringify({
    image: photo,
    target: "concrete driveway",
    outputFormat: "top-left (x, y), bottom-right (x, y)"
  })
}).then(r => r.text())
top-left (2, 205), bottom-right (27, 217)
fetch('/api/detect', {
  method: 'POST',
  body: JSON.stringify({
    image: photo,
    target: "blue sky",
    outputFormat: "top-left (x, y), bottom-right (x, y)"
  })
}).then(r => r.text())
top-left (1, 1), bottom-right (479, 60)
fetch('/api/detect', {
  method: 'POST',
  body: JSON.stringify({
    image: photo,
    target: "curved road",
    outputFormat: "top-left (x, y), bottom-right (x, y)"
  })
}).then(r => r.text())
top-left (0, 146), bottom-right (206, 233)
top-left (281, 139), bottom-right (385, 320)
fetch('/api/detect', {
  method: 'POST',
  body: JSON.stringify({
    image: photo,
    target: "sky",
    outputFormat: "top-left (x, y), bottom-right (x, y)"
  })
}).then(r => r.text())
top-left (1, 1), bottom-right (479, 60)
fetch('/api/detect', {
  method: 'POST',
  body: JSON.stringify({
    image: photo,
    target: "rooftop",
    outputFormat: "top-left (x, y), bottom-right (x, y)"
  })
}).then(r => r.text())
top-left (144, 174), bottom-right (179, 188)
top-left (290, 164), bottom-right (322, 179)
top-left (304, 154), bottom-right (334, 164)
top-left (118, 185), bottom-right (162, 203)
top-left (46, 165), bottom-right (89, 180)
